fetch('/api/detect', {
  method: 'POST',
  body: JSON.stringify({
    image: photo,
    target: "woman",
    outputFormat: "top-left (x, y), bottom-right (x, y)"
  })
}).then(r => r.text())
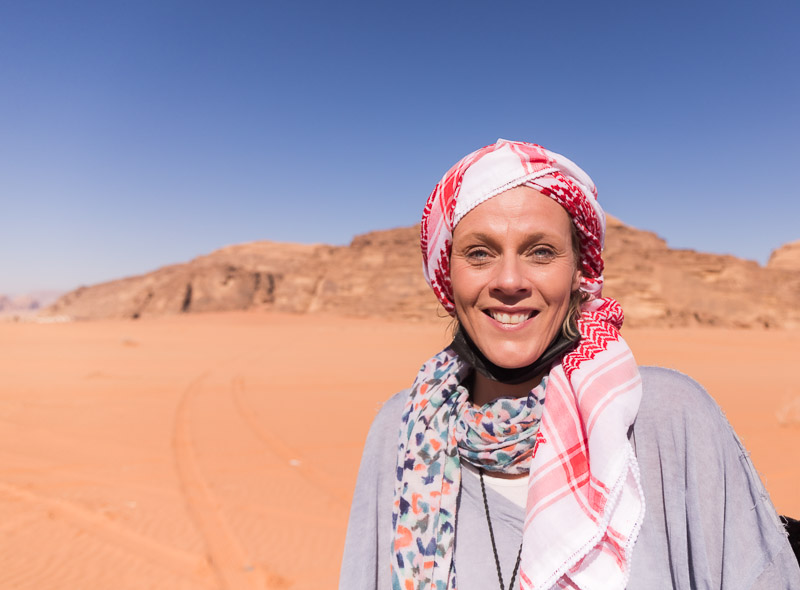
top-left (340, 139), bottom-right (800, 589)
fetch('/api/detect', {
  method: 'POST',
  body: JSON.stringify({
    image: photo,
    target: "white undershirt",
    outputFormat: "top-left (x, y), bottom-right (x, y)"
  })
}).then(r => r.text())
top-left (461, 460), bottom-right (529, 508)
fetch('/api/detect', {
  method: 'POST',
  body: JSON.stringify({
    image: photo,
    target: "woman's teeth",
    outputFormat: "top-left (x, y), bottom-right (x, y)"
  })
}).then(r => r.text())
top-left (489, 311), bottom-right (530, 325)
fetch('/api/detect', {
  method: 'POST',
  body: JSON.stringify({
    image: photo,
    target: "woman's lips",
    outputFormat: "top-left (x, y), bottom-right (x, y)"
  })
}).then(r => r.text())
top-left (483, 309), bottom-right (538, 326)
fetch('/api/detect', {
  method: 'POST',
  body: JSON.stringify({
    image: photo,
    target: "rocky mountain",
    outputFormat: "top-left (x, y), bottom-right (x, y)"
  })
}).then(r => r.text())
top-left (601, 218), bottom-right (800, 328)
top-left (42, 219), bottom-right (800, 328)
top-left (767, 239), bottom-right (800, 271)
top-left (42, 230), bottom-right (438, 322)
top-left (0, 291), bottom-right (63, 317)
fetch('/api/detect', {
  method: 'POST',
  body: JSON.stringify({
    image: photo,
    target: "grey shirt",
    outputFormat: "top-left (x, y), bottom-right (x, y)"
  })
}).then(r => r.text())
top-left (339, 367), bottom-right (800, 589)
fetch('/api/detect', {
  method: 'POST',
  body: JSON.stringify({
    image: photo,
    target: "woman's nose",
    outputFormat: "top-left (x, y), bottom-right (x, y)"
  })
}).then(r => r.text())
top-left (489, 255), bottom-right (530, 296)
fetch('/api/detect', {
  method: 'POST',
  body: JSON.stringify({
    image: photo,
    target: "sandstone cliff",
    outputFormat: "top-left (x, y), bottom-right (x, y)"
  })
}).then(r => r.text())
top-left (43, 219), bottom-right (800, 328)
top-left (602, 218), bottom-right (800, 328)
top-left (768, 240), bottom-right (800, 272)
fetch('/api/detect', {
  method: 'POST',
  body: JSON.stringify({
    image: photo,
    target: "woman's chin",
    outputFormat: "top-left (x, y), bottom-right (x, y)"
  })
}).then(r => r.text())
top-left (482, 344), bottom-right (547, 369)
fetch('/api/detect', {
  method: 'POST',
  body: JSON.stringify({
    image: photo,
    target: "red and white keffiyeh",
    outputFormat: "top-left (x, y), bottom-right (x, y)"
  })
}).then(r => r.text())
top-left (421, 139), bottom-right (606, 314)
top-left (520, 299), bottom-right (643, 590)
top-left (399, 139), bottom-right (644, 590)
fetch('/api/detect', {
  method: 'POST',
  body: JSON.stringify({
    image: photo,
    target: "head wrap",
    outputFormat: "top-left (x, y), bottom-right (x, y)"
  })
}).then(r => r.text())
top-left (393, 140), bottom-right (644, 590)
top-left (421, 139), bottom-right (606, 314)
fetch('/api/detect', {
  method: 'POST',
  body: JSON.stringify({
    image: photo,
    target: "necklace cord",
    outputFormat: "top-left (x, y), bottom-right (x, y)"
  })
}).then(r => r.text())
top-left (479, 469), bottom-right (524, 590)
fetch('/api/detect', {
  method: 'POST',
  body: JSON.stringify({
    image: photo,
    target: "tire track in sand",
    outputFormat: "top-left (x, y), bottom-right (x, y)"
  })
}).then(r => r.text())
top-left (172, 372), bottom-right (268, 590)
top-left (0, 481), bottom-right (215, 588)
top-left (229, 375), bottom-right (349, 508)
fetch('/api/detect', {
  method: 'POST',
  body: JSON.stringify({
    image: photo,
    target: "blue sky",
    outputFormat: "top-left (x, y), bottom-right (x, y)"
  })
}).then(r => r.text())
top-left (1, 0), bottom-right (798, 294)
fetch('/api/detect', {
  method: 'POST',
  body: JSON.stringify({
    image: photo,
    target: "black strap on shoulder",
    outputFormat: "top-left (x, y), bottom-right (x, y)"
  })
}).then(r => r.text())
top-left (781, 515), bottom-right (800, 565)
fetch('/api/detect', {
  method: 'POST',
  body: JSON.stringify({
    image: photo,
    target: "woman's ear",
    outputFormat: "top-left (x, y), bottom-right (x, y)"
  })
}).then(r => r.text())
top-left (572, 268), bottom-right (582, 292)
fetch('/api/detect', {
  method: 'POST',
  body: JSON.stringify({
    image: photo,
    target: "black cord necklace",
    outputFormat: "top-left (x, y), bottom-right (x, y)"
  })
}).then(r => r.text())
top-left (479, 469), bottom-right (524, 590)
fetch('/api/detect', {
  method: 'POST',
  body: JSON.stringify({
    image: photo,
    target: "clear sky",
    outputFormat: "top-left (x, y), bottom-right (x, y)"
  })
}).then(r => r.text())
top-left (1, 0), bottom-right (798, 294)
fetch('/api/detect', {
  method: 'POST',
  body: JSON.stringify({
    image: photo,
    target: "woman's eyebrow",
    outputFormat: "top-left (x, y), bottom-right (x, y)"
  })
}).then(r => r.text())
top-left (457, 231), bottom-right (497, 244)
top-left (457, 230), bottom-right (557, 245)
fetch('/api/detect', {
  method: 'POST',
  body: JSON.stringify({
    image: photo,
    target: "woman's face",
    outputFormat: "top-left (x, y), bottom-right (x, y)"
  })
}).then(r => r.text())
top-left (450, 186), bottom-right (581, 369)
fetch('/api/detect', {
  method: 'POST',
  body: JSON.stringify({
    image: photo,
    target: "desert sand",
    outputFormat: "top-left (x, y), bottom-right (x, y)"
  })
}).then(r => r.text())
top-left (1, 312), bottom-right (798, 589)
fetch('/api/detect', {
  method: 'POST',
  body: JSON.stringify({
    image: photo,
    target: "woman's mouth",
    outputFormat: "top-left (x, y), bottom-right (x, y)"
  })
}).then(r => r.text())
top-left (485, 310), bottom-right (538, 325)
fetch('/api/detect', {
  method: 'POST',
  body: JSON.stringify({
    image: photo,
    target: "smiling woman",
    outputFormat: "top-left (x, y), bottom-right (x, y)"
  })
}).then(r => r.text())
top-left (339, 140), bottom-right (800, 590)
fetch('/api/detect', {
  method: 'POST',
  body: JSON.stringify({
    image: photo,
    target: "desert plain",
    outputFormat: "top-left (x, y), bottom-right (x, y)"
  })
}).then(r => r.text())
top-left (0, 311), bottom-right (798, 589)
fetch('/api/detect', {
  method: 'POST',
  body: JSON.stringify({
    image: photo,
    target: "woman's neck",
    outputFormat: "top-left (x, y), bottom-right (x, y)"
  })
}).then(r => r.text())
top-left (469, 370), bottom-right (545, 407)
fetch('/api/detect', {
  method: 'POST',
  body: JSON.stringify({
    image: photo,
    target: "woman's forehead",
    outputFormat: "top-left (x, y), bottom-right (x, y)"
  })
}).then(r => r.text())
top-left (453, 186), bottom-right (573, 239)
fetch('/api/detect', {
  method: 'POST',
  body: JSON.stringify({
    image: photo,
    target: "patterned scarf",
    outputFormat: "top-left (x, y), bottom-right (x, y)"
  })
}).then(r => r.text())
top-left (394, 139), bottom-right (645, 589)
top-left (392, 349), bottom-right (546, 590)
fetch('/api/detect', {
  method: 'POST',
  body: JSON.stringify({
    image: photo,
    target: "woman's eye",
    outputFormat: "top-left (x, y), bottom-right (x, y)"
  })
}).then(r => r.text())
top-left (531, 247), bottom-right (556, 260)
top-left (465, 248), bottom-right (490, 263)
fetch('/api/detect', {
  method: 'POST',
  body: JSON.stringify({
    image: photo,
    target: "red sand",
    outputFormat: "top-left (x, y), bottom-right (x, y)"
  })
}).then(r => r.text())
top-left (0, 313), bottom-right (797, 589)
